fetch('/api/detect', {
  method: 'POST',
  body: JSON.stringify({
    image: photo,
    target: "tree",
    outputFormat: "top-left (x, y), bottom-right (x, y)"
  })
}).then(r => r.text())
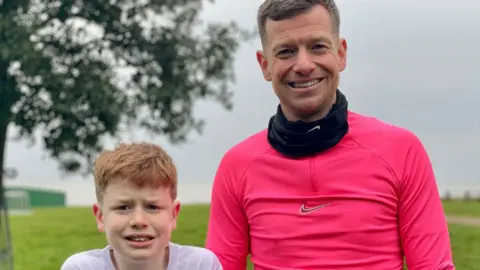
top-left (0, 0), bottom-right (250, 196)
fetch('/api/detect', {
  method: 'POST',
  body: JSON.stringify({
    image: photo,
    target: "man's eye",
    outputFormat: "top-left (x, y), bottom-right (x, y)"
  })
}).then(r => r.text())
top-left (116, 205), bottom-right (130, 211)
top-left (313, 44), bottom-right (327, 50)
top-left (277, 49), bottom-right (294, 57)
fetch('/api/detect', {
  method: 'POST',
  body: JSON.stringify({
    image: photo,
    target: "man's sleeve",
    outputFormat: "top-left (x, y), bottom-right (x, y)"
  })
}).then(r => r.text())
top-left (205, 152), bottom-right (250, 270)
top-left (398, 134), bottom-right (455, 270)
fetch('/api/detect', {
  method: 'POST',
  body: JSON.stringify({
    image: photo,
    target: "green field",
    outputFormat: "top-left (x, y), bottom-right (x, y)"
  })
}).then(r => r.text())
top-left (442, 199), bottom-right (480, 217)
top-left (9, 200), bottom-right (480, 270)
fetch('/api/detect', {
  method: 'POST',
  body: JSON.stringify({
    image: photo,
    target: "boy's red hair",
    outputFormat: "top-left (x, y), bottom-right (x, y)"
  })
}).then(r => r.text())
top-left (93, 142), bottom-right (177, 202)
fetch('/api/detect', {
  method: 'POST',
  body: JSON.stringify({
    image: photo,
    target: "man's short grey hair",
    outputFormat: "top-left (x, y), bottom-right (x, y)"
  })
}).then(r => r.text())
top-left (257, 0), bottom-right (340, 44)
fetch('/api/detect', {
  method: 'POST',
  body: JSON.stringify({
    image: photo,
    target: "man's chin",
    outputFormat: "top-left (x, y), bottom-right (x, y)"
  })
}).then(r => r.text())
top-left (290, 100), bottom-right (334, 121)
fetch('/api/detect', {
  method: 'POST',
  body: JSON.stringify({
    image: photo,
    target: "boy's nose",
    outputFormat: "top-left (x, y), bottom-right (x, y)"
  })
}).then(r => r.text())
top-left (130, 210), bottom-right (148, 228)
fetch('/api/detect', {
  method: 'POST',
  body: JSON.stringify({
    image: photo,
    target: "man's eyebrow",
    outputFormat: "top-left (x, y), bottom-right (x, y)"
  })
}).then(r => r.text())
top-left (272, 39), bottom-right (293, 52)
top-left (307, 36), bottom-right (333, 45)
top-left (272, 36), bottom-right (333, 52)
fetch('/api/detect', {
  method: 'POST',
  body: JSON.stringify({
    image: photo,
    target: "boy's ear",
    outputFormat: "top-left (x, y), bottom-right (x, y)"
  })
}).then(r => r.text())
top-left (93, 203), bottom-right (105, 232)
top-left (171, 200), bottom-right (181, 230)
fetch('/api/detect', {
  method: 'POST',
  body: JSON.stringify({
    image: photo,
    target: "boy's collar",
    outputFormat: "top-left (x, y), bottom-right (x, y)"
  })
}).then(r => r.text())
top-left (107, 244), bottom-right (170, 270)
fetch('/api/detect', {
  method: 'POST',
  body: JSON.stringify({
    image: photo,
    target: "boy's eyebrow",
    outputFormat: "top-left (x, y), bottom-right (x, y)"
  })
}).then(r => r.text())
top-left (143, 198), bottom-right (165, 204)
top-left (113, 197), bottom-right (163, 204)
top-left (113, 198), bottom-right (132, 204)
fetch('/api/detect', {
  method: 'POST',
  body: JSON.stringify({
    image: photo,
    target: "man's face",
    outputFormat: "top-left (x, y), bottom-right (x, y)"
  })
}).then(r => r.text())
top-left (93, 180), bottom-right (180, 263)
top-left (257, 5), bottom-right (347, 122)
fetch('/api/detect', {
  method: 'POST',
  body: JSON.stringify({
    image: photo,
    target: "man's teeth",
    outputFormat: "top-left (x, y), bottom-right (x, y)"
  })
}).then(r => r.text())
top-left (290, 79), bottom-right (321, 88)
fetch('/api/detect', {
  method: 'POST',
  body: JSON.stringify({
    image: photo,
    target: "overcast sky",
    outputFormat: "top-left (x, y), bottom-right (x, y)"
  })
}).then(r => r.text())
top-left (4, 0), bottom-right (480, 203)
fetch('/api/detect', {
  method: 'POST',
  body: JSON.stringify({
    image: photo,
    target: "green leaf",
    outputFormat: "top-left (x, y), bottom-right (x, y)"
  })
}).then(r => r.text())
top-left (0, 0), bottom-right (251, 178)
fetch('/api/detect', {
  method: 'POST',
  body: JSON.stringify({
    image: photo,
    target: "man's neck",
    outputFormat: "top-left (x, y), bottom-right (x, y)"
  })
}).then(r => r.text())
top-left (111, 246), bottom-right (169, 270)
top-left (282, 92), bottom-right (337, 123)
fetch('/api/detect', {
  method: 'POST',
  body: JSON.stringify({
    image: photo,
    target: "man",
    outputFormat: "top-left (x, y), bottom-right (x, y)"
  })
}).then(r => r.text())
top-left (206, 0), bottom-right (455, 269)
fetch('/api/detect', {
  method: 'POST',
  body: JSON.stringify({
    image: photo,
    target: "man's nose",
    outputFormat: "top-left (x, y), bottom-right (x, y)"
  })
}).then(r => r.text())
top-left (293, 49), bottom-right (315, 75)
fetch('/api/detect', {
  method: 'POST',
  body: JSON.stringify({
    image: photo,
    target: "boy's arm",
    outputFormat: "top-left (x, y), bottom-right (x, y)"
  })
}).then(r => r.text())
top-left (60, 259), bottom-right (81, 270)
top-left (398, 135), bottom-right (455, 269)
top-left (211, 251), bottom-right (224, 270)
top-left (206, 153), bottom-right (249, 270)
top-left (194, 248), bottom-right (224, 270)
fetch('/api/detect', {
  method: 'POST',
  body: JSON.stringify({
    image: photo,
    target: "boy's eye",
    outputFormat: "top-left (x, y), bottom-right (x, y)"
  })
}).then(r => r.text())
top-left (116, 205), bottom-right (130, 211)
top-left (146, 204), bottom-right (160, 210)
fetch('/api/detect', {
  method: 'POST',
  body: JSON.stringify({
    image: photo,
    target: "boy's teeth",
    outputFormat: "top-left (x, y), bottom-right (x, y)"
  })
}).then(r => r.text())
top-left (290, 79), bottom-right (320, 88)
top-left (129, 237), bottom-right (150, 242)
top-left (135, 237), bottom-right (147, 241)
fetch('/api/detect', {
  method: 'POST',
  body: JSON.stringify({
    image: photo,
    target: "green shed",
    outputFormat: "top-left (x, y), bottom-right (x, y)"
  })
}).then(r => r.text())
top-left (5, 186), bottom-right (66, 209)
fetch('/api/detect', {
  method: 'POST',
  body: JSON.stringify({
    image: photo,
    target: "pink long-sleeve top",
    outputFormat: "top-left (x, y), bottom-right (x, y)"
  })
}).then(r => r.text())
top-left (206, 111), bottom-right (454, 270)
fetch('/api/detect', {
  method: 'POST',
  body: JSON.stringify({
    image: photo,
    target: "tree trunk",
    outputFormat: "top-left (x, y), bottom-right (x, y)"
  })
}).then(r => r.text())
top-left (0, 59), bottom-right (12, 208)
top-left (0, 59), bottom-right (15, 270)
top-left (0, 119), bottom-right (7, 208)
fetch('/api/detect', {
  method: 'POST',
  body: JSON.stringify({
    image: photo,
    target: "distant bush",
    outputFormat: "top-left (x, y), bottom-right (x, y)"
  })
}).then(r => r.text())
top-left (463, 191), bottom-right (472, 201)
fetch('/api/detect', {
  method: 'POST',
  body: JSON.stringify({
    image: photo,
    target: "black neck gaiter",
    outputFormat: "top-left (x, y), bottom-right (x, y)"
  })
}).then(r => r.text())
top-left (267, 89), bottom-right (349, 158)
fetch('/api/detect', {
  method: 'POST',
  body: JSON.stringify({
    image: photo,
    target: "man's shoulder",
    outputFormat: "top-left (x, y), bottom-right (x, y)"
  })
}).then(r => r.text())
top-left (170, 242), bottom-right (221, 269)
top-left (220, 129), bottom-right (270, 164)
top-left (347, 110), bottom-right (429, 169)
top-left (348, 110), bottom-right (421, 147)
top-left (60, 246), bottom-right (110, 270)
top-left (230, 128), bottom-right (270, 153)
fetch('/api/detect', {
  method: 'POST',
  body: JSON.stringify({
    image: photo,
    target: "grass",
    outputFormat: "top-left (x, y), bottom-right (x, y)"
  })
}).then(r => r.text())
top-left (9, 200), bottom-right (480, 270)
top-left (442, 200), bottom-right (480, 217)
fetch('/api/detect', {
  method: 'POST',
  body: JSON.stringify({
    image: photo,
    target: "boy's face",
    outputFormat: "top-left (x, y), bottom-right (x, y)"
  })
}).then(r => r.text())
top-left (93, 179), bottom-right (180, 263)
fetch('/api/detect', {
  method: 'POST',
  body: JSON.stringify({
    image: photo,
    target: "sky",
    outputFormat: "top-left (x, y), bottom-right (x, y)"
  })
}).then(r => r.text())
top-left (4, 0), bottom-right (480, 205)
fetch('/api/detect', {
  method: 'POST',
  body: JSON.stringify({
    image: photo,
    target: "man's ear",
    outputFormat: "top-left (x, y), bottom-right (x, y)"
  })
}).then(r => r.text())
top-left (170, 200), bottom-right (181, 230)
top-left (336, 38), bottom-right (348, 72)
top-left (93, 203), bottom-right (105, 232)
top-left (256, 50), bottom-right (272, 81)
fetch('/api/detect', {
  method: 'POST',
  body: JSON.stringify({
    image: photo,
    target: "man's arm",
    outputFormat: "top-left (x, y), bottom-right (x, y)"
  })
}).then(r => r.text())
top-left (205, 152), bottom-right (250, 270)
top-left (398, 134), bottom-right (455, 270)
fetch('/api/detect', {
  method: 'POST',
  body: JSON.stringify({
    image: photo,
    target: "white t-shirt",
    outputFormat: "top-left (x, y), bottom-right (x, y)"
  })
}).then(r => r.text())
top-left (60, 242), bottom-right (222, 270)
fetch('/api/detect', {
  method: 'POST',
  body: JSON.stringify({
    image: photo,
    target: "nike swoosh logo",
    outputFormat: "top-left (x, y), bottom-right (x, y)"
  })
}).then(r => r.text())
top-left (299, 202), bottom-right (332, 214)
top-left (307, 125), bottom-right (320, 133)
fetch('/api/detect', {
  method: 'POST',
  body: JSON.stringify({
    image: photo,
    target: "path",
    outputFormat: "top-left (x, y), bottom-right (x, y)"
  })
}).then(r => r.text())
top-left (446, 216), bottom-right (480, 227)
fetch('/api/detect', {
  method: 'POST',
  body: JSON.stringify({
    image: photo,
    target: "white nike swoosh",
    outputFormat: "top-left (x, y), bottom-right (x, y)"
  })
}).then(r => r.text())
top-left (307, 125), bottom-right (320, 133)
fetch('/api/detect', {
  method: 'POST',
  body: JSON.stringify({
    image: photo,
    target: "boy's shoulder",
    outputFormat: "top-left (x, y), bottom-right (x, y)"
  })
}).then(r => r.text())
top-left (60, 246), bottom-right (113, 270)
top-left (169, 242), bottom-right (222, 269)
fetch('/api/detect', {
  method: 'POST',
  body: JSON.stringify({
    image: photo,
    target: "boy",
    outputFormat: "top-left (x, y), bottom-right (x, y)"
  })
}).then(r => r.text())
top-left (61, 142), bottom-right (222, 270)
